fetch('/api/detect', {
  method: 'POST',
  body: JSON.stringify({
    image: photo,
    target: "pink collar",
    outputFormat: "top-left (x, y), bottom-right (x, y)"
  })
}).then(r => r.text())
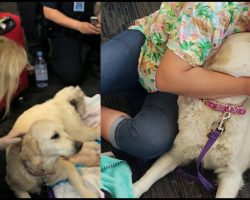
top-left (203, 99), bottom-right (247, 115)
top-left (22, 160), bottom-right (56, 177)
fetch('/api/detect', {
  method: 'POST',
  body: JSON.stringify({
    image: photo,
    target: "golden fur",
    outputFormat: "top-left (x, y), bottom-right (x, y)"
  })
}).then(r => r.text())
top-left (0, 36), bottom-right (28, 118)
top-left (6, 86), bottom-right (100, 198)
top-left (134, 33), bottom-right (250, 198)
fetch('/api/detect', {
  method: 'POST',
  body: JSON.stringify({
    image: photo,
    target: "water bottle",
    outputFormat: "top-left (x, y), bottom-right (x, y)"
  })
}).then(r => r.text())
top-left (34, 51), bottom-right (48, 88)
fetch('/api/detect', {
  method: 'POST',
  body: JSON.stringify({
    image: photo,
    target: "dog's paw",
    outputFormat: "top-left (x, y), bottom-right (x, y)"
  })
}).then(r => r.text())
top-left (55, 86), bottom-right (75, 98)
top-left (55, 86), bottom-right (85, 102)
top-left (55, 86), bottom-right (86, 117)
top-left (84, 192), bottom-right (99, 198)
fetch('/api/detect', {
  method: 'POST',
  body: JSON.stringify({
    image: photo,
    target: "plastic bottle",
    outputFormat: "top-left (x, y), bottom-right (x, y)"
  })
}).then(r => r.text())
top-left (34, 51), bottom-right (48, 88)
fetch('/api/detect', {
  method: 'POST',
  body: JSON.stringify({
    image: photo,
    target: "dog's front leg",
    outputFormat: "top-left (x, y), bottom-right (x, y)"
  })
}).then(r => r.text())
top-left (60, 159), bottom-right (98, 198)
top-left (12, 187), bottom-right (31, 198)
top-left (6, 175), bottom-right (31, 198)
top-left (216, 170), bottom-right (243, 198)
top-left (133, 152), bottom-right (179, 198)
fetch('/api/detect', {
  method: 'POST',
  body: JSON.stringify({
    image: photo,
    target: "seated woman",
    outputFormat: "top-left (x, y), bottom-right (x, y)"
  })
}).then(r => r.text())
top-left (101, 2), bottom-right (250, 160)
top-left (0, 36), bottom-right (28, 149)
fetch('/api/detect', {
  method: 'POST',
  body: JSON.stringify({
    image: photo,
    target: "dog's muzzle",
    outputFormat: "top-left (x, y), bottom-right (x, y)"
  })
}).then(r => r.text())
top-left (74, 141), bottom-right (83, 153)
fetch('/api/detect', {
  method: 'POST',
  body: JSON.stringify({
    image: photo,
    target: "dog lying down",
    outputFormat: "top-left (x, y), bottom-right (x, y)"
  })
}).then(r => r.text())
top-left (133, 32), bottom-right (250, 198)
top-left (5, 86), bottom-right (100, 198)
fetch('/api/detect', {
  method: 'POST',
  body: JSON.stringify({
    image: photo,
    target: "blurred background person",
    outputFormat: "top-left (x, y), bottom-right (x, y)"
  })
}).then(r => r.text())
top-left (41, 2), bottom-right (101, 85)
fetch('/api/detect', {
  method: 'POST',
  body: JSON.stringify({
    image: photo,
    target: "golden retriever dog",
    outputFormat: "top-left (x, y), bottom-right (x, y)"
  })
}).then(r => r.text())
top-left (6, 86), bottom-right (100, 198)
top-left (133, 33), bottom-right (250, 198)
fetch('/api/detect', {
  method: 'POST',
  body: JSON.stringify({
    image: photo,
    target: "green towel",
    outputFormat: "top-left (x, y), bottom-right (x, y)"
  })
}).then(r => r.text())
top-left (101, 155), bottom-right (134, 198)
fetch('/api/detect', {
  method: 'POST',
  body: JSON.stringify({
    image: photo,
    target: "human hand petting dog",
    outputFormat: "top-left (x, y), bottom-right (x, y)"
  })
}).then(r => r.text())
top-left (0, 133), bottom-right (25, 150)
top-left (69, 141), bottom-right (100, 167)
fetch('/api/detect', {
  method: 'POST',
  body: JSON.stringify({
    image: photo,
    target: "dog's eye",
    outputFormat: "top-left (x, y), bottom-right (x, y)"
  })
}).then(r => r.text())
top-left (51, 132), bottom-right (60, 140)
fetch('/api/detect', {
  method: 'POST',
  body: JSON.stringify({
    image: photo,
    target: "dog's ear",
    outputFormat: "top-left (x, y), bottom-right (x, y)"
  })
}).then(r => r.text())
top-left (20, 134), bottom-right (42, 167)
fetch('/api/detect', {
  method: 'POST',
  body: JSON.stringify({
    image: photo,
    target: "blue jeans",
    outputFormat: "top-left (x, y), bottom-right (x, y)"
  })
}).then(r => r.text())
top-left (101, 30), bottom-right (179, 159)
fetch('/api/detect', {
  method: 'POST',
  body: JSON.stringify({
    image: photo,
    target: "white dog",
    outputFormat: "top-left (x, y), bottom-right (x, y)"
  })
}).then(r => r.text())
top-left (133, 33), bottom-right (250, 198)
top-left (6, 86), bottom-right (100, 198)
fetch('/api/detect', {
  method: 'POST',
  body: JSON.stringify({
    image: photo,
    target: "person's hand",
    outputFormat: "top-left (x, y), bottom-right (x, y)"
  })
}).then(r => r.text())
top-left (78, 22), bottom-right (100, 35)
top-left (0, 133), bottom-right (25, 150)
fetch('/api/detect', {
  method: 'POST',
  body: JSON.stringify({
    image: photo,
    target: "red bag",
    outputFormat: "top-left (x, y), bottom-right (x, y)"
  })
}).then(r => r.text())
top-left (0, 12), bottom-right (29, 112)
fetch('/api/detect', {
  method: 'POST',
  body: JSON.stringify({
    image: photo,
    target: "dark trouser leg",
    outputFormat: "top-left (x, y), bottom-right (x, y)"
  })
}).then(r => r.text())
top-left (50, 35), bottom-right (82, 85)
top-left (110, 92), bottom-right (179, 159)
top-left (83, 34), bottom-right (100, 78)
top-left (17, 2), bottom-right (49, 63)
top-left (101, 30), bottom-right (145, 94)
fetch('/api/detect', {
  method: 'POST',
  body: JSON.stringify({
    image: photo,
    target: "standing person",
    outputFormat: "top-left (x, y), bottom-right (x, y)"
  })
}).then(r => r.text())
top-left (41, 2), bottom-right (101, 85)
top-left (101, 2), bottom-right (250, 159)
top-left (17, 2), bottom-right (50, 63)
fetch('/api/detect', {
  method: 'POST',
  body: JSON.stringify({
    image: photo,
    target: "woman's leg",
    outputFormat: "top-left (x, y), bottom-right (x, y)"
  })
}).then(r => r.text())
top-left (108, 92), bottom-right (179, 159)
top-left (101, 30), bottom-right (146, 140)
top-left (101, 30), bottom-right (145, 94)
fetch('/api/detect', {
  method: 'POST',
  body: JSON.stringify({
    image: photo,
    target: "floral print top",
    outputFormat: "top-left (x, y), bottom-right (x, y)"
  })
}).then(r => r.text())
top-left (129, 2), bottom-right (249, 92)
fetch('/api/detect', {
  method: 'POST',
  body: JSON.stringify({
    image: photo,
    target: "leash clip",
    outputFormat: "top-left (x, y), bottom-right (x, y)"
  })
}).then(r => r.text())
top-left (216, 112), bottom-right (231, 135)
top-left (208, 112), bottom-right (231, 137)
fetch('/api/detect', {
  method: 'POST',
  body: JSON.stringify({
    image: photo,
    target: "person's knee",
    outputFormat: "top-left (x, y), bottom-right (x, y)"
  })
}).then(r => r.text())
top-left (116, 118), bottom-right (178, 159)
top-left (134, 126), bottom-right (176, 159)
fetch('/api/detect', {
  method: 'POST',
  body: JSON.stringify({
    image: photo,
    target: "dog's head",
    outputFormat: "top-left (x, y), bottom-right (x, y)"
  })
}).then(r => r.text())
top-left (20, 119), bottom-right (83, 167)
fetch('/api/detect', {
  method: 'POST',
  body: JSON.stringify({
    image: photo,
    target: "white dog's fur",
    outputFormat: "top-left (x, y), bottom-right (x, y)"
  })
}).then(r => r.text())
top-left (133, 33), bottom-right (250, 198)
top-left (5, 86), bottom-right (100, 198)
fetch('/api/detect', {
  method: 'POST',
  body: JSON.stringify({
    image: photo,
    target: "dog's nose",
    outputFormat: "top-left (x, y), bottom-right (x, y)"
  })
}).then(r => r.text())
top-left (74, 141), bottom-right (83, 153)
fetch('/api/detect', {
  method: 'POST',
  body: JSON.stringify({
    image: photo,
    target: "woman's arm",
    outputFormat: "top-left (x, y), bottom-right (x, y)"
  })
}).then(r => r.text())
top-left (43, 6), bottom-right (100, 35)
top-left (156, 49), bottom-right (249, 99)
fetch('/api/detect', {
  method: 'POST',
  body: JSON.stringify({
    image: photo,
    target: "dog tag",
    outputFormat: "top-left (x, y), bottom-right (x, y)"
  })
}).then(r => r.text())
top-left (73, 2), bottom-right (85, 12)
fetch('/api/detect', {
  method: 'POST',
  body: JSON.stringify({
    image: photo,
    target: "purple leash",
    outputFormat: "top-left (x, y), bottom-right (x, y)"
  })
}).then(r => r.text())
top-left (48, 186), bottom-right (55, 198)
top-left (196, 129), bottom-right (221, 192)
top-left (175, 112), bottom-right (231, 193)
